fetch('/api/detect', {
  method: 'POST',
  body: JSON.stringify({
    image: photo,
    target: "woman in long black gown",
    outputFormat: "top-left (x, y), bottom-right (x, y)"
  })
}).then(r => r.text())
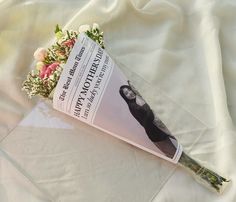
top-left (119, 83), bottom-right (178, 159)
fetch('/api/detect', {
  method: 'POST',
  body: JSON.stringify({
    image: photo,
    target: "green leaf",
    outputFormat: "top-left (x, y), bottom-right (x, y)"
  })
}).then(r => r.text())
top-left (55, 24), bottom-right (62, 34)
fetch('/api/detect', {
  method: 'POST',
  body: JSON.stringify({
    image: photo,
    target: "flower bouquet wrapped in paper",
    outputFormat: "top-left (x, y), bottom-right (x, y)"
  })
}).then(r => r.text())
top-left (22, 24), bottom-right (230, 194)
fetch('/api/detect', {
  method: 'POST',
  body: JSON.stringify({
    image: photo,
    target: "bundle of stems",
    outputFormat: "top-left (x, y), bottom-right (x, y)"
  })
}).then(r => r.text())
top-left (178, 151), bottom-right (230, 193)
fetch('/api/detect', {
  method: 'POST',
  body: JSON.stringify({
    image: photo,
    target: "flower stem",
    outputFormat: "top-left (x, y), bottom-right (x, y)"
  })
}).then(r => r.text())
top-left (178, 151), bottom-right (230, 194)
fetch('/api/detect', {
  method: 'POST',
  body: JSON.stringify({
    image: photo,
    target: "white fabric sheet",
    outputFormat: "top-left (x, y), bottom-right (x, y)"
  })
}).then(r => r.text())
top-left (0, 0), bottom-right (236, 201)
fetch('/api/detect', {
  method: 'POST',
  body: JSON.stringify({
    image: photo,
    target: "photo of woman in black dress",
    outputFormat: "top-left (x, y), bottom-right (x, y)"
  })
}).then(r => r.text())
top-left (119, 82), bottom-right (178, 159)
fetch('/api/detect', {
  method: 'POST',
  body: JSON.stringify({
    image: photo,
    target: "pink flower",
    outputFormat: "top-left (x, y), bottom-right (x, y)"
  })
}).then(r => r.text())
top-left (39, 65), bottom-right (48, 79)
top-left (56, 50), bottom-right (66, 58)
top-left (39, 62), bottom-right (59, 79)
top-left (63, 38), bottom-right (76, 47)
top-left (48, 62), bottom-right (59, 71)
top-left (44, 68), bottom-right (52, 77)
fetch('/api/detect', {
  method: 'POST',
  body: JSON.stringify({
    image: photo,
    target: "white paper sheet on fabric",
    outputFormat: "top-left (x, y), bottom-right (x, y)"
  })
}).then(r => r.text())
top-left (1, 0), bottom-right (236, 201)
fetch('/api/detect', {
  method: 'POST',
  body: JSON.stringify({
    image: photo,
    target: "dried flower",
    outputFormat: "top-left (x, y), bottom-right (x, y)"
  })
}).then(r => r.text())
top-left (34, 48), bottom-right (48, 61)
top-left (79, 24), bottom-right (91, 33)
top-left (36, 62), bottom-right (45, 71)
top-left (92, 23), bottom-right (100, 30)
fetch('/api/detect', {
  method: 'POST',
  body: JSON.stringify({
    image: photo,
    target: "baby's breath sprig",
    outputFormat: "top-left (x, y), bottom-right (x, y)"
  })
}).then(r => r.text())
top-left (86, 25), bottom-right (105, 49)
top-left (22, 65), bottom-right (63, 99)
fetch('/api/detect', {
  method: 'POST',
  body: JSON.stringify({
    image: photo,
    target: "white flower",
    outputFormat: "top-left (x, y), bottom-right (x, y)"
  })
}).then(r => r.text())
top-left (49, 74), bottom-right (55, 80)
top-left (36, 61), bottom-right (45, 71)
top-left (34, 48), bottom-right (47, 61)
top-left (79, 24), bottom-right (91, 33)
top-left (92, 23), bottom-right (100, 30)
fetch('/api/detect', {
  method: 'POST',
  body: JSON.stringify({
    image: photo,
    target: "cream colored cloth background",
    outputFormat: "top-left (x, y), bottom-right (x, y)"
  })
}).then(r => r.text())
top-left (1, 0), bottom-right (236, 201)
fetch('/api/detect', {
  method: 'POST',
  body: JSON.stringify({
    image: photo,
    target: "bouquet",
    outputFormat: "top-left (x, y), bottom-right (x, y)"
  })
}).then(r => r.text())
top-left (22, 24), bottom-right (230, 194)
